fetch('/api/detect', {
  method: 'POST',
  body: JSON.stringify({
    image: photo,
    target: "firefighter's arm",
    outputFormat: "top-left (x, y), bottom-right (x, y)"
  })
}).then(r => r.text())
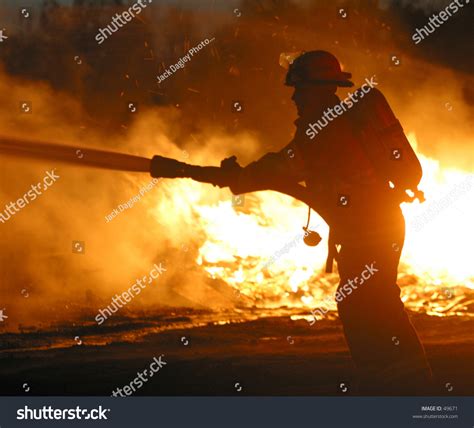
top-left (149, 147), bottom-right (313, 205)
top-left (226, 142), bottom-right (306, 194)
top-left (230, 151), bottom-right (314, 206)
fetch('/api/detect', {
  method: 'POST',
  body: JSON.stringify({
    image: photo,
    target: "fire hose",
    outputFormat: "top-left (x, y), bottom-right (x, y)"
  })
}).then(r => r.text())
top-left (0, 135), bottom-right (152, 173)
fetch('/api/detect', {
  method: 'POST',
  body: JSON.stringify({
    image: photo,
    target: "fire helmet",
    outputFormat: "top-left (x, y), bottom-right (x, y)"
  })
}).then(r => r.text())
top-left (285, 51), bottom-right (354, 87)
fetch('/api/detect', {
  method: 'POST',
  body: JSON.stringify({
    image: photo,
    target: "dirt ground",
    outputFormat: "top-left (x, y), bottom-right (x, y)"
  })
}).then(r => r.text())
top-left (0, 312), bottom-right (472, 396)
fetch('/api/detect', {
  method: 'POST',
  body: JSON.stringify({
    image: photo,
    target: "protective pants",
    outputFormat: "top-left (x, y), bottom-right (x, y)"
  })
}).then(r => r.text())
top-left (335, 208), bottom-right (433, 394)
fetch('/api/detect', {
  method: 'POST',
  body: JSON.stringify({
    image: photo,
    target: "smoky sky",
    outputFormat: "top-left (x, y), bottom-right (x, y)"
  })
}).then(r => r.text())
top-left (1, 0), bottom-right (472, 206)
top-left (386, 0), bottom-right (474, 75)
top-left (0, 0), bottom-right (472, 170)
top-left (2, 1), bottom-right (472, 69)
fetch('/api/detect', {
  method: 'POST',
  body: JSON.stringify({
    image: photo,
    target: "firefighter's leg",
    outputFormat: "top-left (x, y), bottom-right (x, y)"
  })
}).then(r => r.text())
top-left (335, 221), bottom-right (432, 394)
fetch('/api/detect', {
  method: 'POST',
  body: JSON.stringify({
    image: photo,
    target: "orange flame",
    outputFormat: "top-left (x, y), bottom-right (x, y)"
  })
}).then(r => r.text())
top-left (151, 133), bottom-right (473, 317)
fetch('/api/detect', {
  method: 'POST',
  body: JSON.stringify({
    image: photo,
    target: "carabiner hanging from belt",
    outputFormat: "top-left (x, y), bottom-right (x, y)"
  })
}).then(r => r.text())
top-left (302, 206), bottom-right (322, 247)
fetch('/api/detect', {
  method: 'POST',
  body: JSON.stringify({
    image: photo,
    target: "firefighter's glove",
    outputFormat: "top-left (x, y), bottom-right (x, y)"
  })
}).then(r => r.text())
top-left (220, 155), bottom-right (243, 187)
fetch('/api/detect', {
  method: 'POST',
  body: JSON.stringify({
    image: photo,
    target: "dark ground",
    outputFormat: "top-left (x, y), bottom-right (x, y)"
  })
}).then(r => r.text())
top-left (0, 313), bottom-right (472, 396)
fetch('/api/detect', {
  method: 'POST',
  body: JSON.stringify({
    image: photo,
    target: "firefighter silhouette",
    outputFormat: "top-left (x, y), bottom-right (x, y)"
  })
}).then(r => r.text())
top-left (150, 51), bottom-right (433, 394)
